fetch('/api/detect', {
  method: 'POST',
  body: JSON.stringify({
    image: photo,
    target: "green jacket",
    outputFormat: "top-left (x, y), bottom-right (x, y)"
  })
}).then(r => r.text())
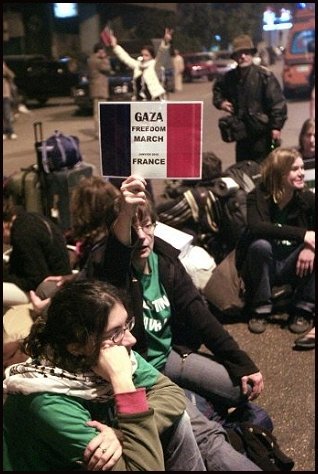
top-left (3, 352), bottom-right (186, 471)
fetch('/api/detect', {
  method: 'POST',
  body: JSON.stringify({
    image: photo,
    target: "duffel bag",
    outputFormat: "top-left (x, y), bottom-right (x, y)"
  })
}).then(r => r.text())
top-left (40, 130), bottom-right (82, 173)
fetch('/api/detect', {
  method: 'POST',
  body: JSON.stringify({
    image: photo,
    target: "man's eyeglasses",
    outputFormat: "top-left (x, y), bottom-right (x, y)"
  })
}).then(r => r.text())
top-left (233, 49), bottom-right (253, 59)
top-left (133, 222), bottom-right (157, 235)
top-left (104, 316), bottom-right (136, 344)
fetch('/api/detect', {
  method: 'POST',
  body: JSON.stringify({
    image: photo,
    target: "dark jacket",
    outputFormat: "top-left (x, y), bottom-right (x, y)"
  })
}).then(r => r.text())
top-left (4, 210), bottom-right (71, 292)
top-left (213, 64), bottom-right (287, 133)
top-left (236, 184), bottom-right (315, 270)
top-left (82, 234), bottom-right (259, 384)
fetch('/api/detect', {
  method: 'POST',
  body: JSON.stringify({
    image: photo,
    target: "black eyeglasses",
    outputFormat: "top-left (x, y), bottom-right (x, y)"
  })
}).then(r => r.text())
top-left (132, 222), bottom-right (157, 235)
top-left (233, 49), bottom-right (253, 59)
top-left (104, 316), bottom-right (136, 344)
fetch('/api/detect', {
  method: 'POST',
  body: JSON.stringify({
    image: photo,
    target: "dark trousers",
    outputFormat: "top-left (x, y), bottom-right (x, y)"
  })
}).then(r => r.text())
top-left (3, 98), bottom-right (14, 135)
top-left (243, 239), bottom-right (315, 315)
top-left (236, 132), bottom-right (272, 163)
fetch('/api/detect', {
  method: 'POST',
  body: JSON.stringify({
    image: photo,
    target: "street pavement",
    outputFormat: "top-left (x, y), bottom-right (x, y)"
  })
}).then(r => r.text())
top-left (3, 61), bottom-right (315, 471)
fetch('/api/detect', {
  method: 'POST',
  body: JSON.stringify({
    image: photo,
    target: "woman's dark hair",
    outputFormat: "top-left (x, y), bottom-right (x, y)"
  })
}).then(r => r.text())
top-left (70, 176), bottom-right (120, 243)
top-left (94, 42), bottom-right (106, 53)
top-left (23, 280), bottom-right (131, 373)
top-left (112, 190), bottom-right (157, 226)
top-left (141, 45), bottom-right (155, 59)
top-left (134, 192), bottom-right (157, 225)
top-left (298, 118), bottom-right (315, 153)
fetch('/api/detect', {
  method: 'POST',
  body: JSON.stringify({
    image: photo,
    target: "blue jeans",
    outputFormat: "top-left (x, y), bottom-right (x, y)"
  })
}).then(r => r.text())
top-left (185, 399), bottom-right (262, 470)
top-left (244, 240), bottom-right (315, 315)
top-left (3, 98), bottom-right (14, 135)
top-left (163, 411), bottom-right (206, 471)
top-left (163, 349), bottom-right (247, 415)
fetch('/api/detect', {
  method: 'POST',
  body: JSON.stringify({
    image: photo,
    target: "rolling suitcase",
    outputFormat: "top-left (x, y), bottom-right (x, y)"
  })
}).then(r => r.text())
top-left (33, 121), bottom-right (51, 216)
top-left (33, 121), bottom-right (95, 231)
top-left (5, 165), bottom-right (44, 214)
top-left (6, 122), bottom-right (95, 231)
top-left (45, 162), bottom-right (96, 231)
top-left (6, 122), bottom-right (51, 216)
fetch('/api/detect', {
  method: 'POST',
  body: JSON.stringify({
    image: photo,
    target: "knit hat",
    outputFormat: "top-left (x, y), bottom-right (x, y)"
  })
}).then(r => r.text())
top-left (231, 35), bottom-right (257, 58)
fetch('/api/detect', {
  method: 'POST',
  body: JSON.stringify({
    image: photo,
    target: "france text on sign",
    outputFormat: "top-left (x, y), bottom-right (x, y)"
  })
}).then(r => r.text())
top-left (99, 101), bottom-right (203, 179)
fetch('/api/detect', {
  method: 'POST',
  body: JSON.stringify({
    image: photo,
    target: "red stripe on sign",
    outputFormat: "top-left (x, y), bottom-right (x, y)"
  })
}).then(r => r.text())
top-left (166, 103), bottom-right (201, 178)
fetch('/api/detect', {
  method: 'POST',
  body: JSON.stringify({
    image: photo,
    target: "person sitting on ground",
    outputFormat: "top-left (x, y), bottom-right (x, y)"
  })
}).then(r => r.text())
top-left (106, 28), bottom-right (172, 101)
top-left (3, 279), bottom-right (206, 471)
top-left (3, 178), bottom-right (119, 369)
top-left (68, 176), bottom-right (120, 270)
top-left (31, 175), bottom-right (264, 471)
top-left (75, 174), bottom-right (264, 471)
top-left (298, 118), bottom-right (315, 192)
top-left (236, 147), bottom-right (315, 336)
top-left (3, 199), bottom-right (72, 294)
top-left (3, 178), bottom-right (120, 370)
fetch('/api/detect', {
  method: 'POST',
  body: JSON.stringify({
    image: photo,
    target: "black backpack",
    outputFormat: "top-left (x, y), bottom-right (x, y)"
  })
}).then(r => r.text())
top-left (226, 422), bottom-right (294, 471)
top-left (211, 161), bottom-right (262, 254)
top-left (220, 188), bottom-right (248, 251)
top-left (224, 160), bottom-right (261, 194)
top-left (162, 152), bottom-right (223, 199)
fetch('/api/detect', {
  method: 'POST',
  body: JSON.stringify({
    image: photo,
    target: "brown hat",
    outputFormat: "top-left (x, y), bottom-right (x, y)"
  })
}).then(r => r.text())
top-left (231, 34), bottom-right (257, 58)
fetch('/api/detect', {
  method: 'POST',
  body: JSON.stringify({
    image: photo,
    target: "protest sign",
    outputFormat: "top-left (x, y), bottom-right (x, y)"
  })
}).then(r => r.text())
top-left (100, 25), bottom-right (113, 46)
top-left (99, 101), bottom-right (202, 179)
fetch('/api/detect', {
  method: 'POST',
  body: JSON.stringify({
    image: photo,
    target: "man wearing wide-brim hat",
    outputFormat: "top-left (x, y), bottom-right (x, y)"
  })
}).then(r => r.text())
top-left (213, 34), bottom-right (287, 163)
top-left (230, 34), bottom-right (257, 59)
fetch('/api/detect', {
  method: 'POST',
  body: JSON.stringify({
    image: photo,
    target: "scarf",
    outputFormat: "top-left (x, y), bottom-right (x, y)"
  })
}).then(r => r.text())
top-left (3, 351), bottom-right (138, 403)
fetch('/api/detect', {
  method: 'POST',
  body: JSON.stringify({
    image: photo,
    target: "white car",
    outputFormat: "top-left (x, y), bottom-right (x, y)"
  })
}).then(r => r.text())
top-left (212, 50), bottom-right (237, 78)
top-left (212, 49), bottom-right (262, 79)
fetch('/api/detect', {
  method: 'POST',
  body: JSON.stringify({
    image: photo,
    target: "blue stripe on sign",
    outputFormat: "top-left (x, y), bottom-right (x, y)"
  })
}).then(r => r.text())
top-left (100, 103), bottom-right (131, 177)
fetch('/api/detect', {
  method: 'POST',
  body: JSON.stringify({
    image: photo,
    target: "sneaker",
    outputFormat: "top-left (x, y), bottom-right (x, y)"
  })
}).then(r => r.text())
top-left (294, 329), bottom-right (315, 350)
top-left (288, 314), bottom-right (312, 334)
top-left (248, 316), bottom-right (267, 334)
top-left (18, 104), bottom-right (30, 114)
top-left (9, 133), bottom-right (17, 140)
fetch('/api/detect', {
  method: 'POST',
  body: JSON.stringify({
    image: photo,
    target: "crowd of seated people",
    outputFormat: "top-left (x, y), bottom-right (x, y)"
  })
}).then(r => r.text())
top-left (3, 117), bottom-right (314, 470)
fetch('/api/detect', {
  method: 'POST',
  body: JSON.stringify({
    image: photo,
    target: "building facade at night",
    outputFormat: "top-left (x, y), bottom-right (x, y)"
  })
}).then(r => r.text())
top-left (3, 3), bottom-right (177, 58)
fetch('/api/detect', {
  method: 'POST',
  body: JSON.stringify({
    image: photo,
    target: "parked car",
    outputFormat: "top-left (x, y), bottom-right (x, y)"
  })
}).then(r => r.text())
top-left (4, 54), bottom-right (79, 106)
top-left (205, 50), bottom-right (261, 80)
top-left (212, 50), bottom-right (237, 78)
top-left (72, 56), bottom-right (134, 114)
top-left (72, 55), bottom-right (174, 113)
top-left (282, 7), bottom-right (315, 99)
top-left (182, 52), bottom-right (218, 82)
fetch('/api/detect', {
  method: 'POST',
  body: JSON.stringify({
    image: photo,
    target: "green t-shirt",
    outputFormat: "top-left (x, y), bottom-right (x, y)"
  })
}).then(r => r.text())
top-left (135, 252), bottom-right (172, 371)
top-left (3, 352), bottom-right (161, 471)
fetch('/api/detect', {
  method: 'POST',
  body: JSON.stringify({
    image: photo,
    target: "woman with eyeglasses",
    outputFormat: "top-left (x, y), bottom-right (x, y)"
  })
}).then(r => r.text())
top-left (3, 279), bottom-right (206, 471)
top-left (86, 175), bottom-right (264, 471)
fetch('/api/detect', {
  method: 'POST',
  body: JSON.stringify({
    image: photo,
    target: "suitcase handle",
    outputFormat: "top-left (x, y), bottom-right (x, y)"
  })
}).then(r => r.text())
top-left (33, 121), bottom-right (43, 143)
